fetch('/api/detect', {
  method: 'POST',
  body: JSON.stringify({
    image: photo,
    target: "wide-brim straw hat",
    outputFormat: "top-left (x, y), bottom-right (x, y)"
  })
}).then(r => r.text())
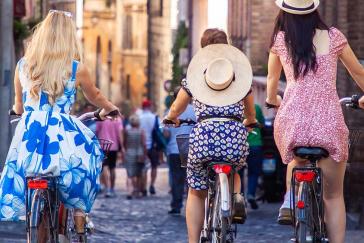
top-left (186, 44), bottom-right (252, 107)
top-left (275, 0), bottom-right (320, 15)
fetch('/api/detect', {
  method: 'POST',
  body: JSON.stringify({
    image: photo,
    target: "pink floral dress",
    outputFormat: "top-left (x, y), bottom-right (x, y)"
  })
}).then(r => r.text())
top-left (272, 27), bottom-right (349, 164)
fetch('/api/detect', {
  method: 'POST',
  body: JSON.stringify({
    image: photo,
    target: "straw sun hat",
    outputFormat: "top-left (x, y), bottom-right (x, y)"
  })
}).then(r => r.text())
top-left (275, 0), bottom-right (320, 15)
top-left (186, 44), bottom-right (252, 107)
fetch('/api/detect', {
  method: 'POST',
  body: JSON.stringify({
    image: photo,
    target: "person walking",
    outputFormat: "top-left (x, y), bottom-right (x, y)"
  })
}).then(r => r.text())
top-left (0, 10), bottom-right (119, 235)
top-left (267, 1), bottom-right (364, 242)
top-left (164, 87), bottom-right (196, 215)
top-left (96, 118), bottom-right (124, 198)
top-left (139, 99), bottom-right (164, 195)
top-left (124, 115), bottom-right (147, 199)
top-left (239, 104), bottom-right (265, 209)
top-left (164, 29), bottom-right (257, 243)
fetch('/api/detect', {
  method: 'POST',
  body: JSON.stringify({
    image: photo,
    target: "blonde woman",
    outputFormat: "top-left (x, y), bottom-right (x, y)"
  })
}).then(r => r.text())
top-left (0, 10), bottom-right (118, 230)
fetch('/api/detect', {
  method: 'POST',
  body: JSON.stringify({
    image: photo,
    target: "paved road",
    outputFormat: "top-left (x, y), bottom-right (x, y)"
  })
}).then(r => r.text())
top-left (0, 168), bottom-right (363, 242)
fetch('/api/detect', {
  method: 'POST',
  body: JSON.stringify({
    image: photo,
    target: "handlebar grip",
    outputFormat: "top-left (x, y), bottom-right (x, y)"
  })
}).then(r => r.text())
top-left (9, 109), bottom-right (20, 116)
top-left (265, 102), bottom-right (278, 109)
top-left (351, 95), bottom-right (360, 108)
top-left (245, 123), bottom-right (259, 129)
top-left (94, 108), bottom-right (102, 121)
top-left (107, 110), bottom-right (120, 117)
top-left (179, 119), bottom-right (196, 125)
top-left (163, 119), bottom-right (176, 125)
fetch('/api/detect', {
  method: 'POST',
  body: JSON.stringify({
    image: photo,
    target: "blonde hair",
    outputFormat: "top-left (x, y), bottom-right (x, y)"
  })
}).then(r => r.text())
top-left (24, 11), bottom-right (82, 103)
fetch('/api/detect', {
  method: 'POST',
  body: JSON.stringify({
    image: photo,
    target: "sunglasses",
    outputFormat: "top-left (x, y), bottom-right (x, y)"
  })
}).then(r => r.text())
top-left (49, 10), bottom-right (73, 18)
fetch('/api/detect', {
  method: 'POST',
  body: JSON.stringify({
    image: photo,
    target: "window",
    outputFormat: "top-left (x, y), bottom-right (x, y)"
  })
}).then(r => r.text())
top-left (123, 14), bottom-right (133, 49)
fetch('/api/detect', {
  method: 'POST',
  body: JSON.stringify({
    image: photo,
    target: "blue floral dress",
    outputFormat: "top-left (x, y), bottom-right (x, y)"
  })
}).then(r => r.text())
top-left (0, 58), bottom-right (103, 221)
top-left (182, 80), bottom-right (249, 190)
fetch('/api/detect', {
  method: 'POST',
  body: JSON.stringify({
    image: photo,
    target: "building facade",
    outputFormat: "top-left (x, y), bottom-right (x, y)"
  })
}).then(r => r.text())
top-left (147, 0), bottom-right (172, 113)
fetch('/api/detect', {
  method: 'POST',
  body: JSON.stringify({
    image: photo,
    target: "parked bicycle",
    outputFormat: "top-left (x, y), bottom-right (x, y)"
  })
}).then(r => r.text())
top-left (165, 118), bottom-right (257, 243)
top-left (281, 95), bottom-right (363, 243)
top-left (10, 109), bottom-right (115, 243)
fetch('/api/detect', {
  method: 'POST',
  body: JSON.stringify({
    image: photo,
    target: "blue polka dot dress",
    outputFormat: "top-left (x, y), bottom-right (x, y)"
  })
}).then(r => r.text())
top-left (181, 79), bottom-right (249, 190)
top-left (0, 58), bottom-right (103, 221)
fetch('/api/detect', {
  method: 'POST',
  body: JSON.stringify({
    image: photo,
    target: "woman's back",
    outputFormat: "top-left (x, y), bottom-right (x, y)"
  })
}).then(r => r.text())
top-left (18, 58), bottom-right (78, 114)
top-left (272, 27), bottom-right (349, 164)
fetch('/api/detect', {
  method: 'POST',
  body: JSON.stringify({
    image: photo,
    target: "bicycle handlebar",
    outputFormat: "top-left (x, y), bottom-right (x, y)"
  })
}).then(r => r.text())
top-left (340, 95), bottom-right (362, 109)
top-left (163, 118), bottom-right (196, 126)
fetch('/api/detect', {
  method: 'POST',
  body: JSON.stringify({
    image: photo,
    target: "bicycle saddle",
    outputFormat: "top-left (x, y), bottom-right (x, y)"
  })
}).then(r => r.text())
top-left (293, 147), bottom-right (329, 161)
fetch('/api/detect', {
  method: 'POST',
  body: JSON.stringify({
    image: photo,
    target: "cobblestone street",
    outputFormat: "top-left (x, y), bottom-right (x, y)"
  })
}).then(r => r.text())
top-left (0, 167), bottom-right (363, 243)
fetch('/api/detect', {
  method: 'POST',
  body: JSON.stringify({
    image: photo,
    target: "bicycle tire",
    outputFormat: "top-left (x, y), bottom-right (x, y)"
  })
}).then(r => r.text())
top-left (211, 175), bottom-right (229, 243)
top-left (296, 182), bottom-right (314, 243)
top-left (27, 190), bottom-right (51, 243)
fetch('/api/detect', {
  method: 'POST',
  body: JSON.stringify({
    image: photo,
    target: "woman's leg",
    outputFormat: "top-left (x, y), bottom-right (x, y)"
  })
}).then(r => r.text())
top-left (186, 188), bottom-right (207, 243)
top-left (318, 157), bottom-right (346, 243)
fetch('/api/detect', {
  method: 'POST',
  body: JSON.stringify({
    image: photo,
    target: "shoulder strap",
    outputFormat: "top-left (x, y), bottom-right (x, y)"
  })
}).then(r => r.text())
top-left (71, 60), bottom-right (79, 80)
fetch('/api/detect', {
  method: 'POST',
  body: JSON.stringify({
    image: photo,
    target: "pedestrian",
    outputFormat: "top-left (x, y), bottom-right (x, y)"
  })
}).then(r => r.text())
top-left (96, 118), bottom-right (124, 198)
top-left (0, 10), bottom-right (119, 236)
top-left (164, 86), bottom-right (196, 215)
top-left (239, 104), bottom-right (265, 210)
top-left (164, 29), bottom-right (257, 242)
top-left (124, 114), bottom-right (147, 199)
top-left (139, 99), bottom-right (166, 195)
top-left (267, 1), bottom-right (364, 242)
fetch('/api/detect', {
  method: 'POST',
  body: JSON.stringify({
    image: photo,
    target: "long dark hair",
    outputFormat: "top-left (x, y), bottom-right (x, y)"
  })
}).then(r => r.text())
top-left (270, 10), bottom-right (329, 79)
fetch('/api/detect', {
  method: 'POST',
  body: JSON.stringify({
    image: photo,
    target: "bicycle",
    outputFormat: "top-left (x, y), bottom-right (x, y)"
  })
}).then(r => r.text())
top-left (165, 118), bottom-right (256, 243)
top-left (10, 109), bottom-right (116, 243)
top-left (286, 95), bottom-right (362, 243)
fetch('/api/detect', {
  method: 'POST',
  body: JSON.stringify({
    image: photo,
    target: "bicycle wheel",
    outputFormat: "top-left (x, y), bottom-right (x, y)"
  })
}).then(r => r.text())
top-left (28, 190), bottom-right (52, 243)
top-left (210, 175), bottom-right (229, 243)
top-left (296, 182), bottom-right (314, 243)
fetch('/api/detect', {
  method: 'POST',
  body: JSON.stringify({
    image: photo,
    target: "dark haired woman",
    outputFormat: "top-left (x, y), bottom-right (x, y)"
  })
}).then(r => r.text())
top-left (267, 1), bottom-right (364, 242)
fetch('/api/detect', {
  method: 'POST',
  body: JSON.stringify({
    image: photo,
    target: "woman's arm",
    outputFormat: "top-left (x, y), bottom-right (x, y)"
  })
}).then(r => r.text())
top-left (13, 64), bottom-right (24, 114)
top-left (266, 52), bottom-right (283, 106)
top-left (339, 45), bottom-right (364, 91)
top-left (165, 89), bottom-right (191, 124)
top-left (243, 93), bottom-right (257, 125)
top-left (339, 45), bottom-right (364, 109)
top-left (76, 64), bottom-right (119, 117)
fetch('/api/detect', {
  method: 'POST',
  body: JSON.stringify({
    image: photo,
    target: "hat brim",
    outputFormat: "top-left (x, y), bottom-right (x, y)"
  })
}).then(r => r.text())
top-left (275, 0), bottom-right (320, 15)
top-left (186, 44), bottom-right (252, 107)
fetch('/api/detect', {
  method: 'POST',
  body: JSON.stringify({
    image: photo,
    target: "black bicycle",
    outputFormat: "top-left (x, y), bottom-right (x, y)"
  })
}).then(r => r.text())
top-left (289, 95), bottom-right (363, 243)
top-left (10, 109), bottom-right (115, 243)
top-left (166, 118), bottom-right (254, 243)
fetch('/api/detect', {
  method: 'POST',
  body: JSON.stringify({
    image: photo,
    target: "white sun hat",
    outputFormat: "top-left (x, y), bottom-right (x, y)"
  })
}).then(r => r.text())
top-left (186, 44), bottom-right (252, 107)
top-left (275, 0), bottom-right (320, 15)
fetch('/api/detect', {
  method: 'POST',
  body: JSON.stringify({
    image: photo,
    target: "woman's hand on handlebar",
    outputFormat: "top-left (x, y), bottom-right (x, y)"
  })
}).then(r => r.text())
top-left (163, 117), bottom-right (180, 127)
top-left (359, 96), bottom-right (364, 109)
top-left (99, 105), bottom-right (121, 120)
top-left (266, 95), bottom-right (282, 109)
top-left (243, 118), bottom-right (258, 132)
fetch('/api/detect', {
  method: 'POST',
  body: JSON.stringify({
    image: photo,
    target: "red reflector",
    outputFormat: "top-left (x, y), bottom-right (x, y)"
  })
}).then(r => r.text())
top-left (213, 164), bottom-right (232, 174)
top-left (297, 200), bottom-right (305, 209)
top-left (28, 179), bottom-right (48, 189)
top-left (295, 171), bottom-right (315, 182)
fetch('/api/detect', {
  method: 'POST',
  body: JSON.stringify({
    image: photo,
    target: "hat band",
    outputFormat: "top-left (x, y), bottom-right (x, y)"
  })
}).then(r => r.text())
top-left (204, 73), bottom-right (235, 92)
top-left (282, 1), bottom-right (315, 11)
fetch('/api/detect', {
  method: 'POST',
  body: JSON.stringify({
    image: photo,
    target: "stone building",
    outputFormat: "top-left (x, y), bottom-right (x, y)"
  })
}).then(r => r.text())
top-left (121, 0), bottom-right (148, 110)
top-left (82, 0), bottom-right (148, 109)
top-left (147, 0), bottom-right (172, 113)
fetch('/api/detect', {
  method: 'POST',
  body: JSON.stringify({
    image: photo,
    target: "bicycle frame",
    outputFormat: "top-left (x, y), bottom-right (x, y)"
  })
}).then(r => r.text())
top-left (291, 160), bottom-right (326, 242)
top-left (201, 162), bottom-right (235, 242)
top-left (26, 176), bottom-right (60, 243)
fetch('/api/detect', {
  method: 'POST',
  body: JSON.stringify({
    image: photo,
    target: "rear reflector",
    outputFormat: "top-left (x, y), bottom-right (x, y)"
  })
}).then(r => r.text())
top-left (28, 179), bottom-right (48, 189)
top-left (297, 200), bottom-right (305, 209)
top-left (295, 171), bottom-right (316, 182)
top-left (213, 164), bottom-right (232, 174)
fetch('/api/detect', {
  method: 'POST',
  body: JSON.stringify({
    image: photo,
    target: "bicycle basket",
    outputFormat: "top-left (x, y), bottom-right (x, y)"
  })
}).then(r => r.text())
top-left (348, 129), bottom-right (364, 163)
top-left (98, 139), bottom-right (113, 158)
top-left (176, 134), bottom-right (190, 168)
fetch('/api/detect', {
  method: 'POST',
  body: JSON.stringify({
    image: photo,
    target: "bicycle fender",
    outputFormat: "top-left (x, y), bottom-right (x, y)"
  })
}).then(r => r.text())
top-left (219, 173), bottom-right (231, 217)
